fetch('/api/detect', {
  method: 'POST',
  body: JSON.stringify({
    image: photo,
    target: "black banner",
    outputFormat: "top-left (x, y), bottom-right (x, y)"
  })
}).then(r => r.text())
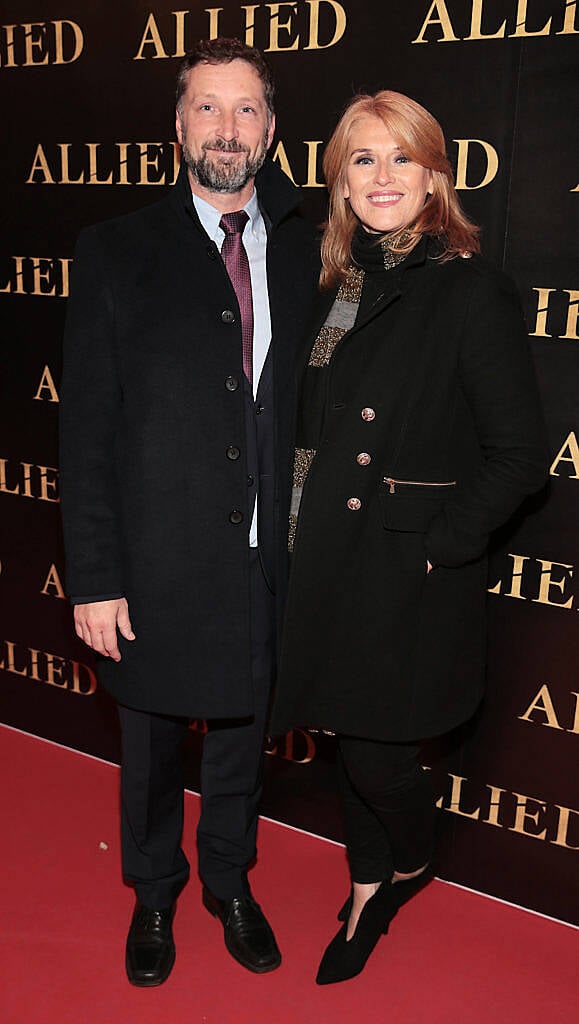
top-left (1, 1), bottom-right (578, 924)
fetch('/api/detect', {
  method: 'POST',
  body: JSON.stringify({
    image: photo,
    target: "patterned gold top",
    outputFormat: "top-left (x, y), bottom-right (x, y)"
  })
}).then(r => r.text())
top-left (288, 267), bottom-right (364, 550)
top-left (308, 267), bottom-right (364, 368)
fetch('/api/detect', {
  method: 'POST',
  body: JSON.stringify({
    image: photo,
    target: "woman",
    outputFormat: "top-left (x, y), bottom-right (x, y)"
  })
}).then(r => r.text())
top-left (270, 91), bottom-right (547, 984)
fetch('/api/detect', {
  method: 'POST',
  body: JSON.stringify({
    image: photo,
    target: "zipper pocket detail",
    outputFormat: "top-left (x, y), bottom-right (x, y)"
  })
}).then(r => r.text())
top-left (383, 477), bottom-right (457, 495)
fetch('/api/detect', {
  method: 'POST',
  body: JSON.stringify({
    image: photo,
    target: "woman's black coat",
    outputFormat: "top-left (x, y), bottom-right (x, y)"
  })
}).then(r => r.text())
top-left (60, 160), bottom-right (319, 719)
top-left (271, 238), bottom-right (547, 742)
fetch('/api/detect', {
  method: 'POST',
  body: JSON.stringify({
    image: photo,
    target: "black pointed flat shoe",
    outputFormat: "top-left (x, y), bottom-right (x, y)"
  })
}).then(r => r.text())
top-left (337, 889), bottom-right (391, 934)
top-left (337, 868), bottom-right (433, 925)
top-left (317, 883), bottom-right (393, 985)
top-left (321, 870), bottom-right (434, 984)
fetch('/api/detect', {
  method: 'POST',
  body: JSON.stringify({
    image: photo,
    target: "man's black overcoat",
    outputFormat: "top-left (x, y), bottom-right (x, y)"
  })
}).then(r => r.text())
top-left (60, 159), bottom-right (319, 718)
top-left (271, 239), bottom-right (547, 742)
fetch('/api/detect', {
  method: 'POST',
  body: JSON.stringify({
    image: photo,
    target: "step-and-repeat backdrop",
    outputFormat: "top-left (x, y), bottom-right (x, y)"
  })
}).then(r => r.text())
top-left (1, 1), bottom-right (577, 924)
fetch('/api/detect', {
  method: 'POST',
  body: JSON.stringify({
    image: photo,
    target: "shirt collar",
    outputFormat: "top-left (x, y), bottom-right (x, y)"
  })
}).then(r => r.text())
top-left (191, 188), bottom-right (260, 244)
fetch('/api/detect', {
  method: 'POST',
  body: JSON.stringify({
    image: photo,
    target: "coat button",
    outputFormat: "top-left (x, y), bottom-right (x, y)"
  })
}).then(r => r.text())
top-left (229, 510), bottom-right (243, 525)
top-left (247, 474), bottom-right (254, 486)
top-left (361, 407), bottom-right (375, 421)
top-left (221, 309), bottom-right (235, 324)
top-left (357, 452), bottom-right (371, 466)
top-left (226, 445), bottom-right (240, 461)
top-left (255, 404), bottom-right (264, 415)
top-left (225, 375), bottom-right (239, 391)
top-left (347, 497), bottom-right (362, 510)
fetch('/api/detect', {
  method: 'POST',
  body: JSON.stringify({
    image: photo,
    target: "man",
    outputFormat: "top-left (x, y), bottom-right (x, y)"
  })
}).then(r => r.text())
top-left (60, 38), bottom-right (318, 985)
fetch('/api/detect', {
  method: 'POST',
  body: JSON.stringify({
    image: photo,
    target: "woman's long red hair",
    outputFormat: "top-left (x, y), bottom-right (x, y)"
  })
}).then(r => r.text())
top-left (321, 91), bottom-right (480, 289)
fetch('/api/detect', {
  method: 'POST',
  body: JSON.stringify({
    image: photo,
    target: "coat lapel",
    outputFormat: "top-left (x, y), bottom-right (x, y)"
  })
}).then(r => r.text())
top-left (301, 236), bottom-right (430, 371)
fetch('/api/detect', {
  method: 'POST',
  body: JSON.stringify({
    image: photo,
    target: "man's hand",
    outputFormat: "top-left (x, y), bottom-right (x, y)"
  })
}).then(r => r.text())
top-left (74, 598), bottom-right (135, 662)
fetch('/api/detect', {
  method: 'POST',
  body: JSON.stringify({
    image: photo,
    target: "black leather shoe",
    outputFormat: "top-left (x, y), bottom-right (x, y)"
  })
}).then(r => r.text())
top-left (125, 902), bottom-right (176, 987)
top-left (202, 886), bottom-right (281, 973)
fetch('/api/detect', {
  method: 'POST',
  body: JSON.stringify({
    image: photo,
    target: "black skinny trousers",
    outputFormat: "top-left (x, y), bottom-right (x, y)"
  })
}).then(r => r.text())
top-left (338, 735), bottom-right (437, 883)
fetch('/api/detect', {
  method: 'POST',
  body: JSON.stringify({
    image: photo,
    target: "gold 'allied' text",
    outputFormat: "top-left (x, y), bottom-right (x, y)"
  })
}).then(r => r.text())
top-left (0, 639), bottom-right (96, 694)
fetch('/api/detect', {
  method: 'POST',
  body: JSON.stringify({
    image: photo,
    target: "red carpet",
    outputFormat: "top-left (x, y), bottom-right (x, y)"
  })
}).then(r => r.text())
top-left (1, 724), bottom-right (576, 1024)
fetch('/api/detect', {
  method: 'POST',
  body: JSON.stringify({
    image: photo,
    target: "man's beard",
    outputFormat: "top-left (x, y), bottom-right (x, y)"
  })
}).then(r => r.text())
top-left (182, 134), bottom-right (269, 193)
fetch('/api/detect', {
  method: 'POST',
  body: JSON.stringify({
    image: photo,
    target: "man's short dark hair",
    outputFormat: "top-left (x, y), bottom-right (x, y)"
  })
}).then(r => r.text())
top-left (176, 38), bottom-right (275, 118)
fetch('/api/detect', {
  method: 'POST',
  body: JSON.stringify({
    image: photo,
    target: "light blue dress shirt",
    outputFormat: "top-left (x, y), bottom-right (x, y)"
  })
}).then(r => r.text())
top-left (192, 190), bottom-right (271, 547)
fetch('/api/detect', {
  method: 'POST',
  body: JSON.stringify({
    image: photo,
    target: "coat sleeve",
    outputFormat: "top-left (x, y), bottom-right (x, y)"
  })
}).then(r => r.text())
top-left (59, 226), bottom-right (125, 598)
top-left (424, 266), bottom-right (548, 568)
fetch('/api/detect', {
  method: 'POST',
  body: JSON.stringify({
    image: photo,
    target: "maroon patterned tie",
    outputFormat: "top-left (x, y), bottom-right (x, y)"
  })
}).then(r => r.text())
top-left (220, 211), bottom-right (253, 385)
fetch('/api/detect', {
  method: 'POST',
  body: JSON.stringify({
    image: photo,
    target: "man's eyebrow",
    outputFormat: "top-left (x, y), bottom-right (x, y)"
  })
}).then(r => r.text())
top-left (193, 93), bottom-right (260, 102)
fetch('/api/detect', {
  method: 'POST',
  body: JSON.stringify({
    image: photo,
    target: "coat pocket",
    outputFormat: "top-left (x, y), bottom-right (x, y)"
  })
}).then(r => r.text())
top-left (379, 477), bottom-right (456, 533)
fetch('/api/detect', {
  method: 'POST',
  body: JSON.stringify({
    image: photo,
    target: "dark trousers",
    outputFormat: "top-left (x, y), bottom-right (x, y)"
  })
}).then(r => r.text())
top-left (118, 549), bottom-right (275, 908)
top-left (338, 735), bottom-right (437, 884)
